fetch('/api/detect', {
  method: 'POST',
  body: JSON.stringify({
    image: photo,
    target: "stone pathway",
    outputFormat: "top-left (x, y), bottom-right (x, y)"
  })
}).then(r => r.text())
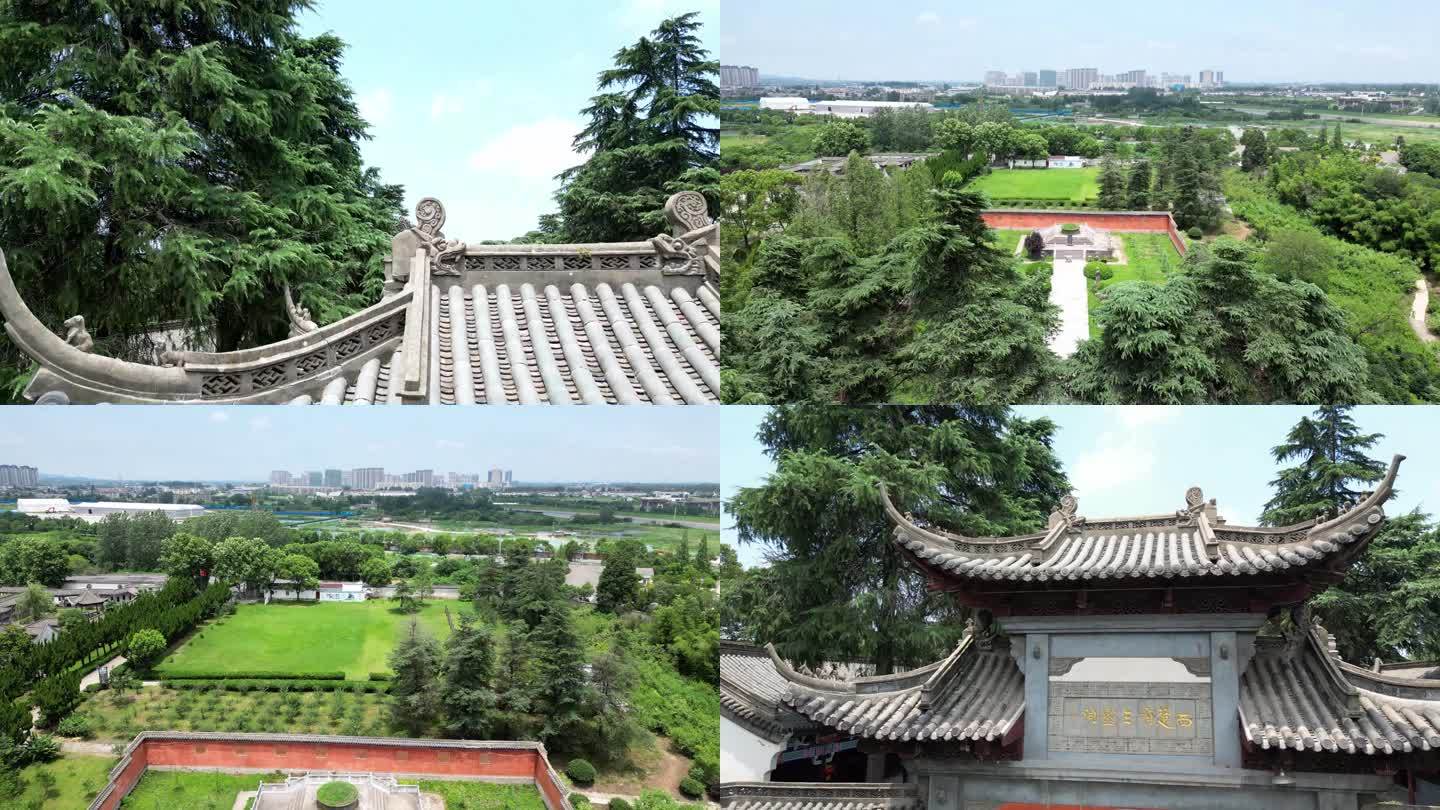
top-left (1049, 254), bottom-right (1090, 357)
top-left (1411, 278), bottom-right (1438, 343)
top-left (232, 791), bottom-right (257, 810)
top-left (60, 740), bottom-right (116, 756)
top-left (79, 655), bottom-right (126, 692)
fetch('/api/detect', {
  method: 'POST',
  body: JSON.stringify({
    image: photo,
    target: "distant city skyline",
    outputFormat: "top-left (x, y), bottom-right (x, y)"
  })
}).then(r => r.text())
top-left (721, 0), bottom-right (1440, 84)
top-left (0, 407), bottom-right (719, 484)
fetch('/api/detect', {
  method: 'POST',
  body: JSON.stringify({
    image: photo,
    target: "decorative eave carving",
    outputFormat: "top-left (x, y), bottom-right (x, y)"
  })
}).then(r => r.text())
top-left (283, 284), bottom-right (319, 338)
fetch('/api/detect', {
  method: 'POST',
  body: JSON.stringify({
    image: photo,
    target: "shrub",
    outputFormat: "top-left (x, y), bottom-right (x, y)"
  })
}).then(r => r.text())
top-left (155, 670), bottom-right (346, 681)
top-left (1061, 223), bottom-right (1080, 234)
top-left (610, 800), bottom-right (632, 810)
top-left (367, 672), bottom-right (393, 681)
top-left (571, 796), bottom-right (592, 810)
top-left (125, 629), bottom-right (167, 671)
top-left (1186, 226), bottom-right (1203, 239)
top-left (56, 714), bottom-right (93, 739)
top-left (316, 781), bottom-right (358, 808)
top-left (1084, 261), bottom-right (1115, 281)
top-left (679, 777), bottom-right (705, 798)
top-left (566, 758), bottom-right (596, 786)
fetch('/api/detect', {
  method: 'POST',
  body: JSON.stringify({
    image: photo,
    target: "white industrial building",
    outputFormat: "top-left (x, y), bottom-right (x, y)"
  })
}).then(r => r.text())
top-left (759, 98), bottom-right (936, 119)
top-left (17, 498), bottom-right (205, 523)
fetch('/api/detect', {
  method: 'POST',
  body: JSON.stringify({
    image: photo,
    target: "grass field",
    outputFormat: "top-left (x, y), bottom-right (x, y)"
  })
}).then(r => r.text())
top-left (1087, 233), bottom-right (1185, 338)
top-left (119, 770), bottom-right (285, 810)
top-left (408, 781), bottom-right (545, 810)
top-left (10, 753), bottom-right (115, 807)
top-left (78, 684), bottom-right (393, 739)
top-left (969, 167), bottom-right (1099, 202)
top-left (157, 601), bottom-right (467, 679)
top-left (993, 228), bottom-right (1033, 254)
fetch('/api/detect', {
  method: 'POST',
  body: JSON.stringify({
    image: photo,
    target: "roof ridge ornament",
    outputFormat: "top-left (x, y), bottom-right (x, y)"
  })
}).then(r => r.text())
top-left (283, 284), bottom-right (319, 338)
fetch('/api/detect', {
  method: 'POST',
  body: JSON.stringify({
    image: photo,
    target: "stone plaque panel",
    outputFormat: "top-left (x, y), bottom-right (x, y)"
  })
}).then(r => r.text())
top-left (1047, 682), bottom-right (1212, 755)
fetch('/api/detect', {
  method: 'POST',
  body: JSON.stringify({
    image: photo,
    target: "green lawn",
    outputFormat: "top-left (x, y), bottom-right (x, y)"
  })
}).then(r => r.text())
top-left (1088, 233), bottom-right (1185, 338)
top-left (408, 781), bottom-right (545, 810)
top-left (157, 601), bottom-right (467, 679)
top-left (9, 753), bottom-right (115, 808)
top-left (119, 770), bottom-right (284, 810)
top-left (969, 167), bottom-right (1100, 202)
top-left (993, 228), bottom-right (1031, 254)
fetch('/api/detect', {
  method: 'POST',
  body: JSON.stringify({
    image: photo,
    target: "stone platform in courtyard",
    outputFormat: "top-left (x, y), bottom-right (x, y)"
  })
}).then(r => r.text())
top-left (253, 772), bottom-right (421, 810)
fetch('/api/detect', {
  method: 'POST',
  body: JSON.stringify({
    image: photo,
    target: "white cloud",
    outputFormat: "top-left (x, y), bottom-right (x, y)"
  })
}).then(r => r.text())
top-left (436, 439), bottom-right (465, 450)
top-left (357, 87), bottom-right (393, 126)
top-left (1070, 430), bottom-right (1156, 497)
top-left (1113, 406), bottom-right (1180, 429)
top-left (209, 411), bottom-right (229, 424)
top-left (916, 11), bottom-right (941, 24)
top-left (430, 93), bottom-right (464, 120)
top-left (468, 119), bottom-right (586, 180)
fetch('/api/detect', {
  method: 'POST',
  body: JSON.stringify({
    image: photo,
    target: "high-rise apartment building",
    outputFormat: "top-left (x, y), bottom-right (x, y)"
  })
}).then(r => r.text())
top-left (488, 467), bottom-right (512, 488)
top-left (324, 469), bottom-right (342, 487)
top-left (351, 467), bottom-right (384, 490)
top-left (0, 465), bottom-right (38, 487)
top-left (1039, 70), bottom-right (1057, 88)
top-left (719, 65), bottom-right (760, 88)
top-left (269, 470), bottom-right (291, 485)
top-left (983, 70), bottom-right (1007, 87)
top-left (1119, 70), bottom-right (1147, 87)
top-left (1023, 72), bottom-right (1038, 87)
top-left (1064, 68), bottom-right (1098, 90)
top-left (307, 471), bottom-right (323, 486)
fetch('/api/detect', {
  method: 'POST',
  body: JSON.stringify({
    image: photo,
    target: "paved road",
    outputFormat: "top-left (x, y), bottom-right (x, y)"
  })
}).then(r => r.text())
top-left (1049, 255), bottom-right (1090, 358)
top-left (1412, 278), bottom-right (1438, 344)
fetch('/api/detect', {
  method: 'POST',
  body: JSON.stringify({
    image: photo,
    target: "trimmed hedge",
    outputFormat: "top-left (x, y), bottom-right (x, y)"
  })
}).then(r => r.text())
top-left (367, 672), bottom-right (393, 681)
top-left (154, 670), bottom-right (346, 681)
top-left (161, 679), bottom-right (389, 693)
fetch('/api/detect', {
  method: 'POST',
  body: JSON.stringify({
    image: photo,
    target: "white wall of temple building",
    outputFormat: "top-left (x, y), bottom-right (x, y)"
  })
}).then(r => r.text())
top-left (721, 715), bottom-right (783, 783)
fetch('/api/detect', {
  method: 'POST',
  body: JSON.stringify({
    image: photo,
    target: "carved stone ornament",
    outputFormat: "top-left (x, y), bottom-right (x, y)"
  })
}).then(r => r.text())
top-left (665, 190), bottom-right (711, 233)
top-left (409, 198), bottom-right (467, 277)
top-left (160, 338), bottom-right (186, 369)
top-left (966, 611), bottom-right (998, 652)
top-left (1047, 494), bottom-right (1084, 531)
top-left (284, 284), bottom-right (319, 338)
top-left (650, 233), bottom-right (705, 276)
top-left (1176, 486), bottom-right (1207, 527)
top-left (63, 315), bottom-right (94, 353)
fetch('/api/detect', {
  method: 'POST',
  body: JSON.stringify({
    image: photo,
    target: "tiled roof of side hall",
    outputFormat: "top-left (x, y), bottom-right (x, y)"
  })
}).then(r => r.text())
top-left (739, 635), bottom-right (1025, 744)
top-left (720, 641), bottom-right (875, 740)
top-left (1, 192), bottom-right (718, 405)
top-left (1241, 623), bottom-right (1440, 755)
top-left (881, 455), bottom-right (1403, 584)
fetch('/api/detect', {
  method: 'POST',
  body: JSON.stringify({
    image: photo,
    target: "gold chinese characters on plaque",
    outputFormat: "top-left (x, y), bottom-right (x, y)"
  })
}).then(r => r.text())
top-left (1047, 682), bottom-right (1213, 755)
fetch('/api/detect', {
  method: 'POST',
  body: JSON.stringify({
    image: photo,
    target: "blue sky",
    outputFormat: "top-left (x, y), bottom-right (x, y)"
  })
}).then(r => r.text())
top-left (296, 0), bottom-right (719, 241)
top-left (722, 406), bottom-right (1440, 568)
top-left (719, 1), bottom-right (1439, 84)
top-left (0, 407), bottom-right (719, 483)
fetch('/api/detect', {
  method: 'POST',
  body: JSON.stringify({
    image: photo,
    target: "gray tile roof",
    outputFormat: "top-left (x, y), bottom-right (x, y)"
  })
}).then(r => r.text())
top-left (881, 455), bottom-right (1403, 584)
top-left (3, 192), bottom-right (719, 405)
top-left (1241, 625), bottom-right (1440, 755)
top-left (778, 636), bottom-right (1024, 743)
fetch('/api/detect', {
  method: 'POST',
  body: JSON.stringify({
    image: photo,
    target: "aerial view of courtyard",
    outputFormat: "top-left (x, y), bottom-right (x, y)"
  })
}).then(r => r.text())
top-left (0, 404), bottom-right (721, 809)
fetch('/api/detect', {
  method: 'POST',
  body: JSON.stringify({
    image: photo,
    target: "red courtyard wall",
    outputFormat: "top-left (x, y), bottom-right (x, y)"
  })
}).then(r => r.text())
top-left (88, 733), bottom-right (571, 810)
top-left (982, 209), bottom-right (1187, 256)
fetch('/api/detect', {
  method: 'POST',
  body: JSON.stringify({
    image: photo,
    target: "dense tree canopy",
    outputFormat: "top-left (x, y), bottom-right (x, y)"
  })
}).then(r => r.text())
top-left (0, 0), bottom-right (406, 393)
top-left (726, 405), bottom-right (1069, 673)
top-left (543, 13), bottom-right (718, 243)
top-left (1064, 238), bottom-right (1377, 403)
top-left (1261, 406), bottom-right (1387, 525)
